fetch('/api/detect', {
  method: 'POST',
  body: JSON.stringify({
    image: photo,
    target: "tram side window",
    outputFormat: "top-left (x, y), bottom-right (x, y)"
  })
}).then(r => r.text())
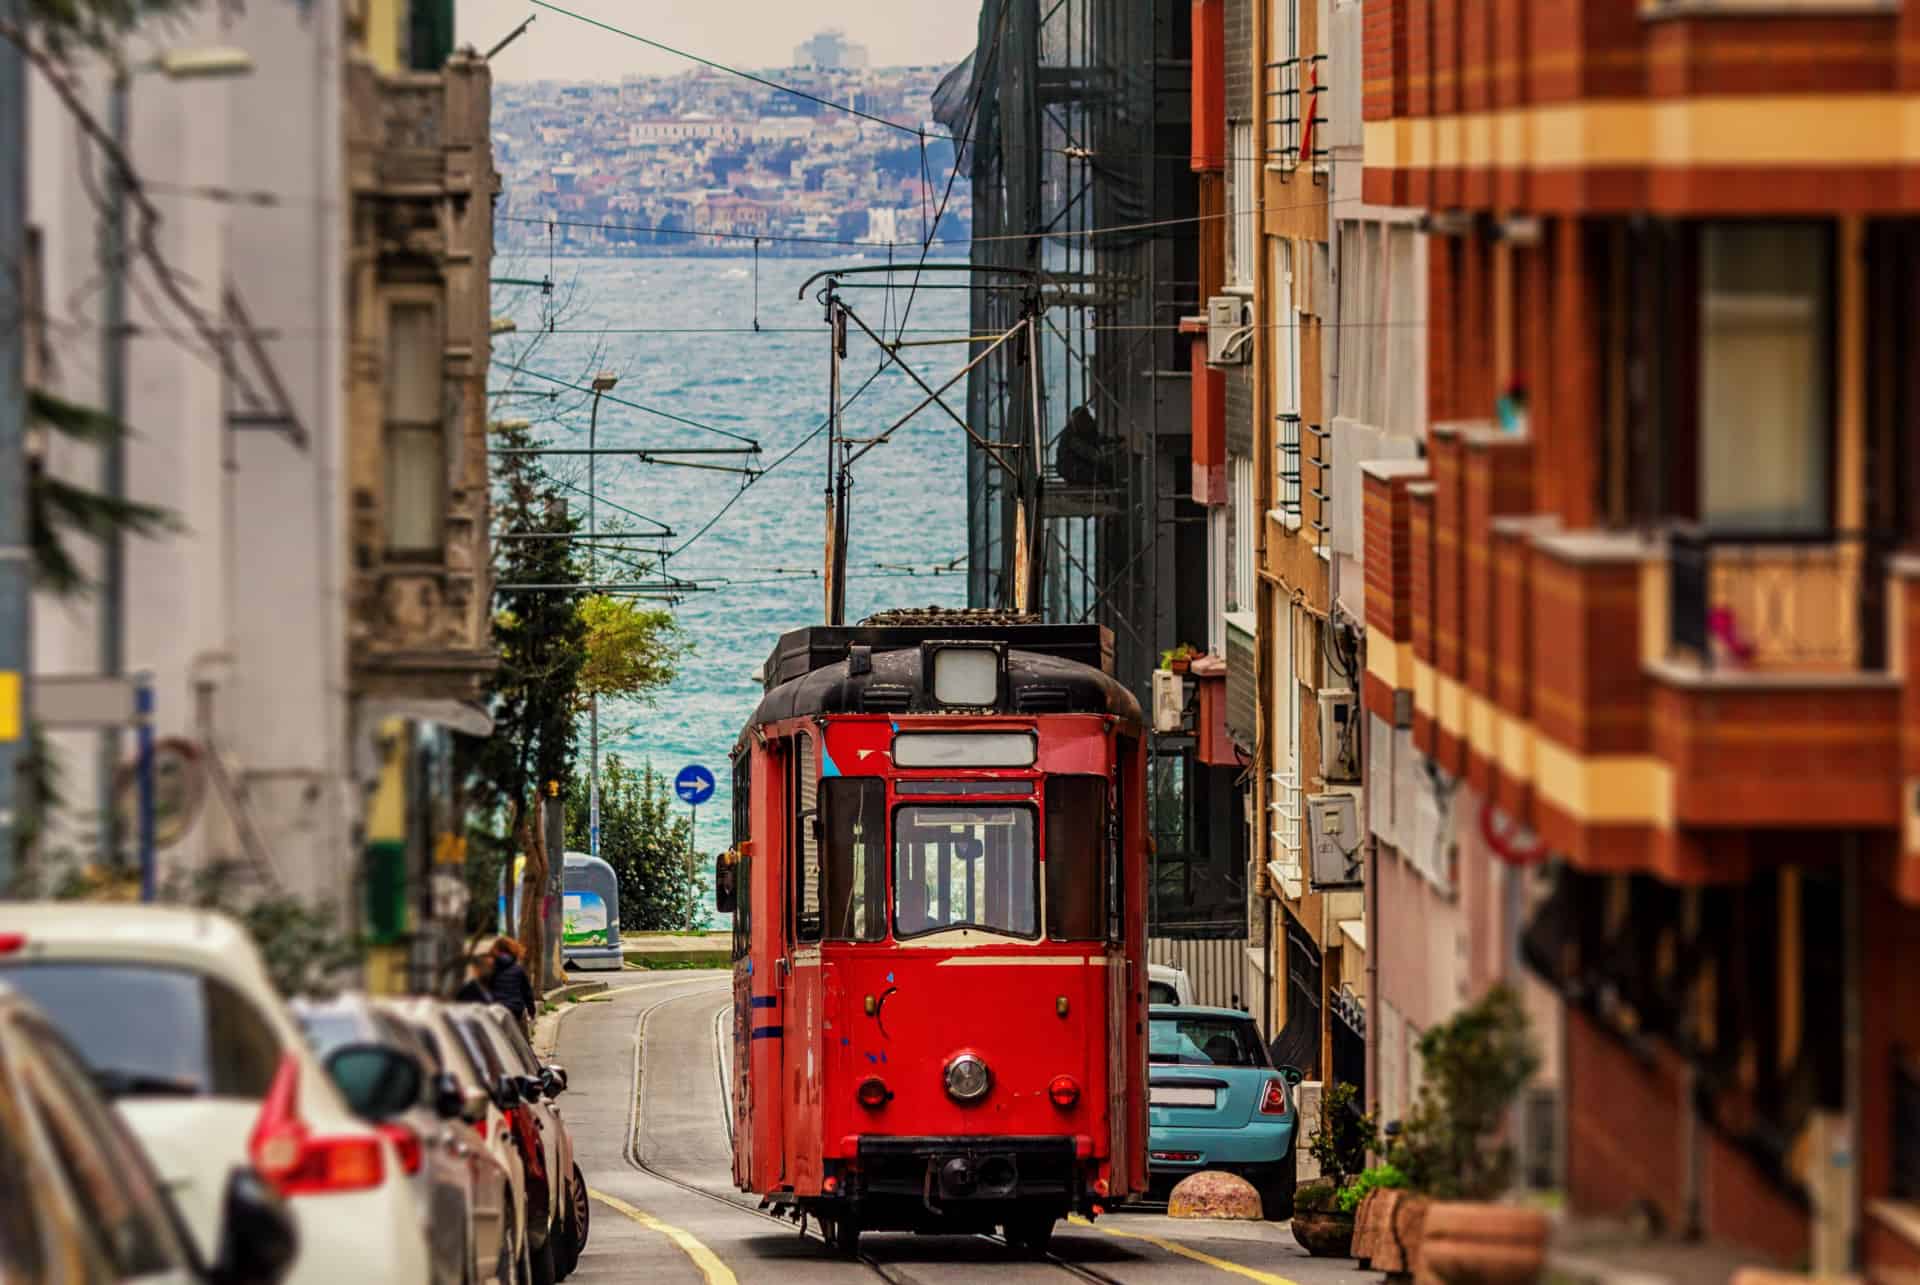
top-left (794, 735), bottom-right (822, 943)
top-left (732, 857), bottom-right (751, 960)
top-left (822, 778), bottom-right (886, 942)
top-left (893, 805), bottom-right (1038, 939)
top-left (1044, 775), bottom-right (1108, 941)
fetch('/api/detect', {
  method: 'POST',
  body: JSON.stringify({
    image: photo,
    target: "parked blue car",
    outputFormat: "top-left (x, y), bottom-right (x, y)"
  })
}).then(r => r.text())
top-left (1146, 1005), bottom-right (1303, 1218)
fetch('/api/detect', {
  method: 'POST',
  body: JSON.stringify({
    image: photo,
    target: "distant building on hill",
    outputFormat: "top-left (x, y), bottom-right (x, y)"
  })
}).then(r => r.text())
top-left (793, 29), bottom-right (868, 70)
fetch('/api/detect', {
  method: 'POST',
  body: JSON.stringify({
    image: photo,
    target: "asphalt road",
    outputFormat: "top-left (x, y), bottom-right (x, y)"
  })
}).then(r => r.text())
top-left (551, 970), bottom-right (1372, 1285)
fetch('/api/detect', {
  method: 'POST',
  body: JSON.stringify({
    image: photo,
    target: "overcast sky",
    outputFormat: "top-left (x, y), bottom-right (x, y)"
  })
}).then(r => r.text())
top-left (458, 0), bottom-right (980, 81)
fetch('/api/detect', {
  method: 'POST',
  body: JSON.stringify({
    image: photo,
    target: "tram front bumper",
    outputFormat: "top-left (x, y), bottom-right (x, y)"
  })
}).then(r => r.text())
top-left (852, 1136), bottom-right (1083, 1202)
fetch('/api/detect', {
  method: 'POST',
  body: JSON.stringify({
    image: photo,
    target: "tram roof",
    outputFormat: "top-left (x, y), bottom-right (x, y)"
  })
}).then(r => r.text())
top-left (743, 622), bottom-right (1141, 734)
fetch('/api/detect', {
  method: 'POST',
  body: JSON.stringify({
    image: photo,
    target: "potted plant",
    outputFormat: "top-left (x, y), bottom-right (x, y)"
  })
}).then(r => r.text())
top-left (1290, 1081), bottom-right (1376, 1256)
top-left (1389, 986), bottom-right (1548, 1285)
top-left (1159, 643), bottom-right (1198, 674)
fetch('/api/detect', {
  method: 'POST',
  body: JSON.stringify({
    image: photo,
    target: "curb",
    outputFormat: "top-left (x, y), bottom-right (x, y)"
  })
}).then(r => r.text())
top-left (545, 979), bottom-right (610, 1005)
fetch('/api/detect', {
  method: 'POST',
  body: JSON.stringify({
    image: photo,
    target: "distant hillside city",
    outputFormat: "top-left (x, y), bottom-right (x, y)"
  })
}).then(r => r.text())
top-left (492, 30), bottom-right (970, 257)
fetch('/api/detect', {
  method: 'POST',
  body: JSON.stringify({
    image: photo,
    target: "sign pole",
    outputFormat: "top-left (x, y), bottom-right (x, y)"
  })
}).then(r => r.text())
top-left (687, 803), bottom-right (697, 931)
top-left (672, 764), bottom-right (715, 934)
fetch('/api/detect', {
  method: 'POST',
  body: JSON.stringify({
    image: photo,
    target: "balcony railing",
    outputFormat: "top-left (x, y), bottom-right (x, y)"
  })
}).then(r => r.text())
top-left (1668, 529), bottom-right (1891, 672)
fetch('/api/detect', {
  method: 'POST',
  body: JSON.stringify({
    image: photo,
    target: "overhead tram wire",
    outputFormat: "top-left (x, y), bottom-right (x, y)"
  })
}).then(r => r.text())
top-left (527, 0), bottom-right (931, 140)
top-left (485, 362), bottom-right (762, 450)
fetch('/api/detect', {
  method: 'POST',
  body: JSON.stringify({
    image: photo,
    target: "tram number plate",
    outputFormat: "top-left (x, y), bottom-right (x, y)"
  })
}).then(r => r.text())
top-left (1150, 1085), bottom-right (1217, 1108)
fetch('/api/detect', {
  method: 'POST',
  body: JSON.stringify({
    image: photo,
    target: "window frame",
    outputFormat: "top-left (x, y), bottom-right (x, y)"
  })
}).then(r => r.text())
top-left (381, 288), bottom-right (448, 561)
top-left (821, 776), bottom-right (887, 943)
top-left (1044, 773), bottom-right (1111, 942)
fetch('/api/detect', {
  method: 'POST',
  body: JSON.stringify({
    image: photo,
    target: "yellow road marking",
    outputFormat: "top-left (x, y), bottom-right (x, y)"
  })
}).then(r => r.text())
top-left (1068, 1214), bottom-right (1303, 1285)
top-left (589, 1189), bottom-right (737, 1285)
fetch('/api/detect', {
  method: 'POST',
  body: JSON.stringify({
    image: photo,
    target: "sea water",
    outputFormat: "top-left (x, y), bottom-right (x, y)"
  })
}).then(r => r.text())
top-left (491, 255), bottom-right (970, 898)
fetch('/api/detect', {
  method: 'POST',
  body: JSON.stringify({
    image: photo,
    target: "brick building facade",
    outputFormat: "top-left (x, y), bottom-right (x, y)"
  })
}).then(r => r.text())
top-left (1352, 0), bottom-right (1920, 1273)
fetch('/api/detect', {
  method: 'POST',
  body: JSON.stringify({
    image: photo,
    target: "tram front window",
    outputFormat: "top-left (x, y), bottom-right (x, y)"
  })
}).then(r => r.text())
top-left (893, 805), bottom-right (1038, 939)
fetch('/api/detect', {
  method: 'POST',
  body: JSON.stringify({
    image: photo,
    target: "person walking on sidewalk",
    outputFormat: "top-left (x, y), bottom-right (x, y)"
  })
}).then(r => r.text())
top-left (488, 935), bottom-right (537, 1030)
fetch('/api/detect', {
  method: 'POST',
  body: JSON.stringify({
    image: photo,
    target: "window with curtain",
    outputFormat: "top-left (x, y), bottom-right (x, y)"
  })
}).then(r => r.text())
top-left (384, 299), bottom-right (446, 557)
top-left (794, 734), bottom-right (820, 942)
top-left (1699, 222), bottom-right (1832, 533)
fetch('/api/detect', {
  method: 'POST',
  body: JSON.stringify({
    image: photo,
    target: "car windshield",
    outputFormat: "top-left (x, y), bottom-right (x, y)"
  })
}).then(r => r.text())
top-left (893, 804), bottom-right (1037, 939)
top-left (1149, 1014), bottom-right (1268, 1067)
top-left (0, 963), bottom-right (282, 1098)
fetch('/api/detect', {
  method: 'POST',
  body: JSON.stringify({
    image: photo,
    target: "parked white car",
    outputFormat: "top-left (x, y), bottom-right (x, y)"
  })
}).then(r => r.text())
top-left (0, 905), bottom-right (431, 1285)
top-left (1148, 962), bottom-right (1195, 1006)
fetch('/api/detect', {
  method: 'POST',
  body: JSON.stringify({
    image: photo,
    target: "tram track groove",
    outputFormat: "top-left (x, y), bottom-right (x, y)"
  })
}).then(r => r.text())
top-left (615, 980), bottom-right (1129, 1285)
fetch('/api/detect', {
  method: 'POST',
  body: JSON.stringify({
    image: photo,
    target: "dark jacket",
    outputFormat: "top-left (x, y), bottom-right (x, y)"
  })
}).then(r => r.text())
top-left (491, 955), bottom-right (537, 1020)
top-left (455, 976), bottom-right (492, 1005)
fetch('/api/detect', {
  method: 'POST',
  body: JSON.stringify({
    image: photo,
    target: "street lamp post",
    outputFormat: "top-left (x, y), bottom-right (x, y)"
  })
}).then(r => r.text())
top-left (586, 372), bottom-right (617, 863)
top-left (98, 44), bottom-right (253, 862)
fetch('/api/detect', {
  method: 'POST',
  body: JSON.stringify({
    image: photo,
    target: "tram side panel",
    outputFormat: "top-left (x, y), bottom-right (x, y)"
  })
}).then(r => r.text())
top-left (745, 737), bottom-right (790, 1195)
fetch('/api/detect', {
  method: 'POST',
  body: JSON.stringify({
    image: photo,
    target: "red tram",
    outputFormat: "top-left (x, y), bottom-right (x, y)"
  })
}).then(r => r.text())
top-left (714, 616), bottom-right (1148, 1253)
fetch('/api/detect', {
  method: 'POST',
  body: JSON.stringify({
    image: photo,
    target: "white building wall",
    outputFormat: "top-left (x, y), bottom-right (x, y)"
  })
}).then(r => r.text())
top-left (27, 0), bottom-right (356, 905)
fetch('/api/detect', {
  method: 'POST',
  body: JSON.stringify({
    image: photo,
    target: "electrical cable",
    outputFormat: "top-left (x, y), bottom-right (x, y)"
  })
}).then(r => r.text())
top-left (486, 361), bottom-right (761, 449)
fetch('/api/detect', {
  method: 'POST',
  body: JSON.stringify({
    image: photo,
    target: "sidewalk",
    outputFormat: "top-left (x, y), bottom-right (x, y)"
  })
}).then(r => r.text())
top-left (1546, 1218), bottom-right (1778, 1285)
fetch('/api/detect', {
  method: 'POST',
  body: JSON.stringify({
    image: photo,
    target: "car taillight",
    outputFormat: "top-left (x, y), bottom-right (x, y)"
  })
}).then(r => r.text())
top-left (472, 1117), bottom-right (490, 1141)
top-left (248, 1054), bottom-right (387, 1195)
top-left (856, 1076), bottom-right (891, 1109)
top-left (1048, 1076), bottom-right (1080, 1108)
top-left (1259, 1078), bottom-right (1289, 1116)
top-left (0, 932), bottom-right (25, 955)
top-left (379, 1122), bottom-right (424, 1175)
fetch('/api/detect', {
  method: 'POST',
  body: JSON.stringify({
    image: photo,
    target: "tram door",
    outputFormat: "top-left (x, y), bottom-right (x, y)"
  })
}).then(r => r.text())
top-left (748, 740), bottom-right (788, 1193)
top-left (784, 730), bottom-right (825, 1191)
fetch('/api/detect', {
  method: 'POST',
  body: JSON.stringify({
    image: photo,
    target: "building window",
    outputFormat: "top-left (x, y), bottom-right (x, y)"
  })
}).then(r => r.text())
top-left (1266, 0), bottom-right (1300, 166)
top-left (1229, 454), bottom-right (1254, 610)
top-left (1271, 238), bottom-right (1301, 521)
top-left (1230, 122), bottom-right (1256, 290)
top-left (383, 299), bottom-right (446, 558)
top-left (1698, 222), bottom-right (1831, 533)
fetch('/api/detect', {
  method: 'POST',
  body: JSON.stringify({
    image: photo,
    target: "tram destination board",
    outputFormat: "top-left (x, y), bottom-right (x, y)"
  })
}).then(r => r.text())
top-left (761, 620), bottom-right (1114, 691)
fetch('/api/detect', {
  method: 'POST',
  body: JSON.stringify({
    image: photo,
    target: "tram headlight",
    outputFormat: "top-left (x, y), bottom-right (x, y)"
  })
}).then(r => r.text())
top-left (943, 1053), bottom-right (992, 1103)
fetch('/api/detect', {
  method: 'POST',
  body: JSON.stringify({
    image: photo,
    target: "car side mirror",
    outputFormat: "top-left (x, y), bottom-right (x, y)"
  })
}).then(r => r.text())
top-left (541, 1064), bottom-right (569, 1098)
top-left (1278, 1064), bottom-right (1305, 1086)
top-left (459, 1085), bottom-right (490, 1125)
top-left (211, 1168), bottom-right (297, 1285)
top-left (493, 1076), bottom-right (521, 1111)
top-left (323, 1044), bottom-right (424, 1122)
top-left (714, 854), bottom-right (737, 914)
top-left (515, 1073), bottom-right (544, 1102)
top-left (432, 1071), bottom-right (471, 1121)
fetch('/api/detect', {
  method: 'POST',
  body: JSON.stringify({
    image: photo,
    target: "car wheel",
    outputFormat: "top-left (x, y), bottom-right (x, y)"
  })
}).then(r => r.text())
top-left (495, 1189), bottom-right (519, 1285)
top-left (1259, 1146), bottom-right (1298, 1222)
top-left (558, 1164), bottom-right (588, 1278)
top-left (530, 1227), bottom-right (557, 1285)
top-left (1004, 1215), bottom-right (1054, 1256)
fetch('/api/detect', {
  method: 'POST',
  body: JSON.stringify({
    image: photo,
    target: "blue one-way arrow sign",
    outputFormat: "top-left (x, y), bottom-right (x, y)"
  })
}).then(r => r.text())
top-left (675, 764), bottom-right (716, 807)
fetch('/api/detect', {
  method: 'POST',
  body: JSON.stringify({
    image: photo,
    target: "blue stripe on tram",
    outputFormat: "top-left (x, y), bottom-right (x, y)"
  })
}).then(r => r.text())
top-left (749, 995), bottom-right (777, 1009)
top-left (750, 1025), bottom-right (783, 1040)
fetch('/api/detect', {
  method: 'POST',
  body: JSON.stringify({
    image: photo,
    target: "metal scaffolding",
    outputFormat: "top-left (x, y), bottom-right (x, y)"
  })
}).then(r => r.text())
top-left (942, 0), bottom-right (1203, 702)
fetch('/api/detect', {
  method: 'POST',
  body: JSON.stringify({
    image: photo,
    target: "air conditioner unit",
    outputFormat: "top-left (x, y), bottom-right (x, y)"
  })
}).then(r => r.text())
top-left (1151, 669), bottom-right (1186, 734)
top-left (1306, 791), bottom-right (1363, 889)
top-left (1318, 687), bottom-right (1360, 782)
top-left (1206, 294), bottom-right (1251, 366)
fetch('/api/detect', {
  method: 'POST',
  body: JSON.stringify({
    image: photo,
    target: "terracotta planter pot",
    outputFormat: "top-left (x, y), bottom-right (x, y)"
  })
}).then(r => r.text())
top-left (1290, 1209), bottom-right (1356, 1257)
top-left (1353, 1190), bottom-right (1383, 1267)
top-left (1376, 1193), bottom-right (1430, 1279)
top-left (1416, 1202), bottom-right (1549, 1285)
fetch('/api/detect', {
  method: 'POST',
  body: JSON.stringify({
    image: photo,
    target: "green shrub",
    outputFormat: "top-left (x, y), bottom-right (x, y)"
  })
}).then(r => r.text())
top-left (1336, 1164), bottom-right (1408, 1214)
top-left (1388, 984), bottom-right (1541, 1199)
top-left (1292, 1178), bottom-right (1340, 1214)
top-left (1305, 1080), bottom-right (1378, 1191)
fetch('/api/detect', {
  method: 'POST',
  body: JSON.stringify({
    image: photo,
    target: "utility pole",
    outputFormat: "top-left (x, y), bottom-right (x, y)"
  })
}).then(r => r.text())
top-left (822, 300), bottom-right (844, 625)
top-left (0, 0), bottom-right (31, 891)
top-left (586, 372), bottom-right (616, 864)
top-left (99, 66), bottom-right (128, 865)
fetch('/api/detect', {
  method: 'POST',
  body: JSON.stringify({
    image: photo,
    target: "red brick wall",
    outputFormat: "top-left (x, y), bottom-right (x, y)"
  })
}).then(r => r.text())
top-left (1567, 1006), bottom-right (1688, 1227)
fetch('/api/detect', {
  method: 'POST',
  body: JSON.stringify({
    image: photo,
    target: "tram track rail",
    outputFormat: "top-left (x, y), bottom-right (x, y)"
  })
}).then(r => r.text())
top-left (617, 981), bottom-right (1130, 1285)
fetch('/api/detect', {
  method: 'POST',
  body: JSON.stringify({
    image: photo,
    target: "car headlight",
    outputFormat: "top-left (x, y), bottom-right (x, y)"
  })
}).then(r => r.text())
top-left (944, 1053), bottom-right (991, 1103)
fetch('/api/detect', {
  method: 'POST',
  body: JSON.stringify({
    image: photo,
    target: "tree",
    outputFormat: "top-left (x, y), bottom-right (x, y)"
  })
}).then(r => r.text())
top-left (563, 756), bottom-right (707, 932)
top-left (576, 592), bottom-right (690, 718)
top-left (465, 418), bottom-right (586, 992)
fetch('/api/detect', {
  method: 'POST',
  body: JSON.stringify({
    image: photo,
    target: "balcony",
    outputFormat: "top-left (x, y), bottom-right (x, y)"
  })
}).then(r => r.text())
top-left (1666, 529), bottom-right (1890, 675)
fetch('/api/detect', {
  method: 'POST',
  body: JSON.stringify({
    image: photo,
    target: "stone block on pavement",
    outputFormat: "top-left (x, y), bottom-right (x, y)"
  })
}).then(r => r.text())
top-left (1168, 1170), bottom-right (1265, 1220)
